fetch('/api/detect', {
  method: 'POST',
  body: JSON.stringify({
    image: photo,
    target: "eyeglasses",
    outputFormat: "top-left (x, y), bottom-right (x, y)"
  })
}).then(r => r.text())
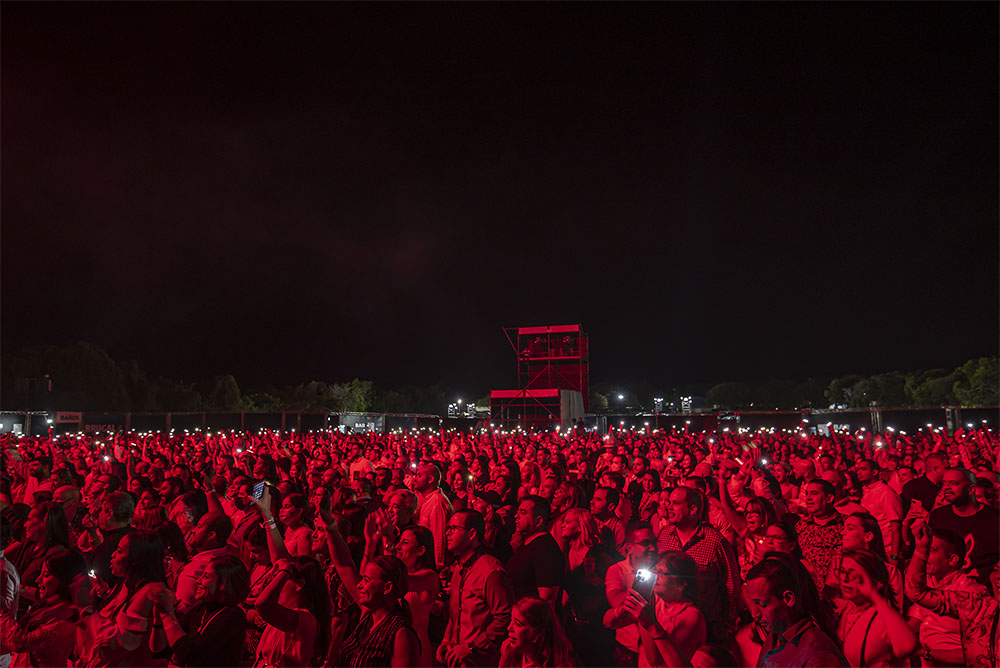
top-left (445, 525), bottom-right (472, 533)
top-left (629, 539), bottom-right (657, 548)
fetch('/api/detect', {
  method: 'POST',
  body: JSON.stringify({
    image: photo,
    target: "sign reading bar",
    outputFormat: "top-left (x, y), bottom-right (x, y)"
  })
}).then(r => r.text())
top-left (56, 412), bottom-right (83, 423)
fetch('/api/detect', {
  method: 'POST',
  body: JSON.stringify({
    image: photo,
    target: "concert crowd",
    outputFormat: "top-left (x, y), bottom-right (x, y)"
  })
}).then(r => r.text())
top-left (0, 420), bottom-right (998, 667)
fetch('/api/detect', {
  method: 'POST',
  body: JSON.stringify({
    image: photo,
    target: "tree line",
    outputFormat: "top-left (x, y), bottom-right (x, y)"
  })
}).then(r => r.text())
top-left (0, 342), bottom-right (450, 414)
top-left (697, 357), bottom-right (997, 411)
top-left (1, 342), bottom-right (995, 413)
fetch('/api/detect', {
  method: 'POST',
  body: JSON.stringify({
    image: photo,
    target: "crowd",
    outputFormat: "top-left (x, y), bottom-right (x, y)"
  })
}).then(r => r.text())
top-left (0, 420), bottom-right (997, 667)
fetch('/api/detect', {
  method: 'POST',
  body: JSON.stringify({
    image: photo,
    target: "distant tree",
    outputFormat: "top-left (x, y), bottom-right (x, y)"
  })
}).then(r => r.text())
top-left (8, 342), bottom-right (131, 410)
top-left (153, 377), bottom-right (203, 411)
top-left (706, 382), bottom-right (749, 410)
top-left (242, 388), bottom-right (283, 412)
top-left (953, 357), bottom-right (999, 407)
top-left (201, 374), bottom-right (243, 412)
top-left (867, 371), bottom-right (908, 407)
top-left (794, 377), bottom-right (829, 408)
top-left (589, 392), bottom-right (609, 412)
top-left (825, 375), bottom-right (864, 407)
top-left (329, 379), bottom-right (373, 412)
top-left (120, 359), bottom-right (155, 412)
top-left (371, 389), bottom-right (411, 413)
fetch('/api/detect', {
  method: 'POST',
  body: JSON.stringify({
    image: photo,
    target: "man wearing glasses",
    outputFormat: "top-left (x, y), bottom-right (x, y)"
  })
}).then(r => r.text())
top-left (603, 521), bottom-right (659, 666)
top-left (438, 509), bottom-right (514, 668)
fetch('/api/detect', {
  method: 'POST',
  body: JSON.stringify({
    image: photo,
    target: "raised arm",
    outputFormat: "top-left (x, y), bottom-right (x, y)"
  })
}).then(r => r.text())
top-left (254, 558), bottom-right (301, 633)
top-left (315, 491), bottom-right (361, 604)
top-left (251, 485), bottom-right (290, 564)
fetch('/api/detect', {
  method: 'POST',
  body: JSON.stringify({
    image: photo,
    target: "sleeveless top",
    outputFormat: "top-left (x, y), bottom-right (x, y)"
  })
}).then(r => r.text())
top-left (337, 606), bottom-right (412, 668)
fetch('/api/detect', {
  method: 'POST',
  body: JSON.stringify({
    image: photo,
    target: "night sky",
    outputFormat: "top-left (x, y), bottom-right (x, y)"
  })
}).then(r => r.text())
top-left (3, 3), bottom-right (997, 399)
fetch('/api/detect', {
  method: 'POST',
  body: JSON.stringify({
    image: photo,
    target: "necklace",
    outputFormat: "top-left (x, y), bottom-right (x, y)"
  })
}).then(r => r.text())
top-left (841, 604), bottom-right (873, 640)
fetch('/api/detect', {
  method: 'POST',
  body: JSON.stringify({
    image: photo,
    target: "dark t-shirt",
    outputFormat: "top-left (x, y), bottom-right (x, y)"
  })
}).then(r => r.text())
top-left (902, 476), bottom-right (939, 513)
top-left (506, 532), bottom-right (565, 600)
top-left (929, 504), bottom-right (1000, 587)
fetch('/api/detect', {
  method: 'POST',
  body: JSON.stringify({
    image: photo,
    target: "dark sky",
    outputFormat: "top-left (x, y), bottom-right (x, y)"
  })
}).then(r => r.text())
top-left (3, 3), bottom-right (997, 399)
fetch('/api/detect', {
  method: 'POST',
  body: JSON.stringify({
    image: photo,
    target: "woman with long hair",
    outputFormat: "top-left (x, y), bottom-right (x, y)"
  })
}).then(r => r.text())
top-left (836, 548), bottom-right (917, 667)
top-left (637, 471), bottom-right (662, 523)
top-left (5, 502), bottom-right (71, 614)
top-left (393, 526), bottom-right (439, 667)
top-left (77, 531), bottom-right (171, 667)
top-left (500, 596), bottom-right (578, 668)
top-left (278, 493), bottom-right (313, 558)
top-left (761, 520), bottom-right (818, 581)
top-left (0, 549), bottom-right (86, 667)
top-left (448, 468), bottom-right (473, 512)
top-left (715, 472), bottom-right (779, 579)
top-left (825, 512), bottom-right (903, 609)
top-left (557, 507), bottom-right (618, 668)
top-left (155, 554), bottom-right (249, 667)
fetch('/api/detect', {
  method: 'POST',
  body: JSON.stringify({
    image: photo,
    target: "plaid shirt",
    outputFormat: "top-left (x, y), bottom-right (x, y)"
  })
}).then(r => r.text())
top-left (658, 523), bottom-right (742, 628)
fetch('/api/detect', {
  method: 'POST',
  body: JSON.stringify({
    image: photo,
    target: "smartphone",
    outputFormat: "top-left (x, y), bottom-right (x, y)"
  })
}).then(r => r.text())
top-left (88, 569), bottom-right (97, 579)
top-left (632, 568), bottom-right (657, 601)
top-left (252, 481), bottom-right (266, 500)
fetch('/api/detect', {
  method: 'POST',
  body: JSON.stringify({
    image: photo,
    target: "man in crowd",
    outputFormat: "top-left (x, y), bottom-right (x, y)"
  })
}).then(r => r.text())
top-left (745, 557), bottom-right (847, 667)
top-left (857, 459), bottom-right (904, 562)
top-left (414, 461), bottom-right (453, 569)
top-left (796, 478), bottom-right (843, 594)
top-left (591, 486), bottom-right (626, 552)
top-left (175, 512), bottom-right (235, 614)
top-left (507, 495), bottom-right (564, 603)
top-left (603, 521), bottom-right (659, 666)
top-left (658, 486), bottom-right (742, 640)
top-left (928, 467), bottom-right (1000, 588)
top-left (20, 455), bottom-right (53, 504)
top-left (906, 527), bottom-right (988, 665)
top-left (439, 509), bottom-right (514, 668)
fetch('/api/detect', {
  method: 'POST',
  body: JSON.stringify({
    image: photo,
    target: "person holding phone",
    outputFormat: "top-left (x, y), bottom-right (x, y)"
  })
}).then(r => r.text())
top-left (643, 552), bottom-right (706, 664)
top-left (602, 521), bottom-right (658, 666)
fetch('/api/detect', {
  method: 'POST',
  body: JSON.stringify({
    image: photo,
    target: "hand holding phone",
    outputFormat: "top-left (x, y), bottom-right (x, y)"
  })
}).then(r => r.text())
top-left (632, 568), bottom-right (657, 601)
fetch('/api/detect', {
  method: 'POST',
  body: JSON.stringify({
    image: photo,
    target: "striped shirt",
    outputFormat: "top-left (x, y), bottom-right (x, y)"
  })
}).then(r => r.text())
top-left (337, 607), bottom-right (412, 668)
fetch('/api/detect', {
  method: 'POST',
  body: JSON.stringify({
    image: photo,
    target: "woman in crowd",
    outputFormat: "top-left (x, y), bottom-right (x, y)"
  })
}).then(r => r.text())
top-left (716, 472), bottom-right (779, 579)
top-left (836, 548), bottom-right (917, 667)
top-left (335, 554), bottom-right (420, 667)
top-left (558, 507), bottom-right (618, 667)
top-left (500, 596), bottom-right (578, 668)
top-left (77, 531), bottom-right (171, 667)
top-left (637, 471), bottom-right (662, 523)
top-left (5, 502), bottom-right (71, 614)
top-left (240, 523), bottom-right (276, 660)
top-left (636, 551), bottom-right (707, 666)
top-left (321, 495), bottom-right (419, 667)
top-left (0, 549), bottom-right (87, 667)
top-left (760, 520), bottom-right (817, 581)
top-left (449, 468), bottom-right (473, 512)
top-left (392, 526), bottom-right (439, 667)
top-left (278, 493), bottom-right (313, 558)
top-left (155, 554), bottom-right (249, 667)
top-left (551, 481), bottom-right (585, 526)
top-left (253, 555), bottom-right (329, 667)
top-left (825, 512), bottom-right (903, 609)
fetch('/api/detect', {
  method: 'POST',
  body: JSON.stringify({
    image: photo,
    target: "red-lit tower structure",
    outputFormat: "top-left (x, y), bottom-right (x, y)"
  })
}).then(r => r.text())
top-left (490, 324), bottom-right (589, 429)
